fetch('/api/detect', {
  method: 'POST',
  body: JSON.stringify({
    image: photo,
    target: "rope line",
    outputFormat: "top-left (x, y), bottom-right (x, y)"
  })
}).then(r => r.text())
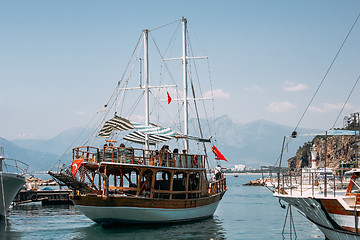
top-left (149, 19), bottom-right (181, 32)
top-left (293, 12), bottom-right (360, 132)
top-left (332, 74), bottom-right (360, 129)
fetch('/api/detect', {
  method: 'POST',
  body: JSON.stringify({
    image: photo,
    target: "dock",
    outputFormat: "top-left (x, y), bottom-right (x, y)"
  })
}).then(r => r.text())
top-left (13, 175), bottom-right (73, 205)
top-left (14, 189), bottom-right (73, 205)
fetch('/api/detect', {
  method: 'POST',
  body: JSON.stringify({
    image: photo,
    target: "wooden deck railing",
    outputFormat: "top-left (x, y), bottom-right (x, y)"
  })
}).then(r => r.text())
top-left (73, 146), bottom-right (206, 169)
top-left (208, 177), bottom-right (227, 196)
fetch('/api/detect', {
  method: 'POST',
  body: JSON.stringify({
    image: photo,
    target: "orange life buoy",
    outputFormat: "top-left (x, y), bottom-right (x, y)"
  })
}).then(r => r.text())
top-left (192, 155), bottom-right (198, 166)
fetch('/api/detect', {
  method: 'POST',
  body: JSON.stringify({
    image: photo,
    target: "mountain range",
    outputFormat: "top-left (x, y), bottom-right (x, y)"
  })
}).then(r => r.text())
top-left (2, 115), bottom-right (320, 172)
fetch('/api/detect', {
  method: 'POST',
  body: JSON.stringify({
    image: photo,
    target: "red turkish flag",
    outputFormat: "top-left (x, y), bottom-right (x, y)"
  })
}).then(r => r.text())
top-left (211, 145), bottom-right (227, 161)
top-left (167, 91), bottom-right (172, 104)
top-left (71, 159), bottom-right (84, 176)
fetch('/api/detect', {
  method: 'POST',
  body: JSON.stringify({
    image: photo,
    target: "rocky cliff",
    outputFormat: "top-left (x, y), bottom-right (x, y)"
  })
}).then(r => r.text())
top-left (288, 135), bottom-right (359, 169)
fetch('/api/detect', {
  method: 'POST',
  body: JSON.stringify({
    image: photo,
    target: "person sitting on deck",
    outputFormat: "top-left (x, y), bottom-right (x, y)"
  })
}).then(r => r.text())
top-left (103, 143), bottom-right (114, 162)
top-left (118, 143), bottom-right (132, 163)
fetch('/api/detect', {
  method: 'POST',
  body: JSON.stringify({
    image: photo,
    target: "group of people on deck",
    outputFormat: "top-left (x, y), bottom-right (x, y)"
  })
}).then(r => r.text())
top-left (100, 142), bottom-right (200, 167)
top-left (154, 145), bottom-right (191, 167)
top-left (100, 142), bottom-right (133, 162)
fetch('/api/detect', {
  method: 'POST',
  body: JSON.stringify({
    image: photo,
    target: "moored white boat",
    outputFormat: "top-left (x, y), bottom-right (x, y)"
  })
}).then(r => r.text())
top-left (0, 147), bottom-right (28, 217)
top-left (273, 130), bottom-right (360, 240)
top-left (275, 170), bottom-right (360, 240)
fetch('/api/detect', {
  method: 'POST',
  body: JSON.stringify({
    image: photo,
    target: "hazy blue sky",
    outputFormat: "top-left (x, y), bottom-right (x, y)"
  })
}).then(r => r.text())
top-left (1, 0), bottom-right (360, 140)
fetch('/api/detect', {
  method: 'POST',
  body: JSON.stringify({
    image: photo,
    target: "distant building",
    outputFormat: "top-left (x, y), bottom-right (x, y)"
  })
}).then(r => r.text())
top-left (233, 164), bottom-right (246, 172)
top-left (344, 112), bottom-right (360, 129)
top-left (247, 166), bottom-right (252, 171)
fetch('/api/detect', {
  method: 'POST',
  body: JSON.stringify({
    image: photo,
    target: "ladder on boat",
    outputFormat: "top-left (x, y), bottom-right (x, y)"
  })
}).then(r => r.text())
top-left (48, 171), bottom-right (95, 193)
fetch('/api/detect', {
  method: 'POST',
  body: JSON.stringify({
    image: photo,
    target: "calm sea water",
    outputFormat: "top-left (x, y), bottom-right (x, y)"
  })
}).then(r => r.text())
top-left (0, 174), bottom-right (325, 240)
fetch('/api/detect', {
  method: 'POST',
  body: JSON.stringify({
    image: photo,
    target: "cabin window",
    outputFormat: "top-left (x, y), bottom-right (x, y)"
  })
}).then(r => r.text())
top-left (172, 172), bottom-right (187, 199)
top-left (154, 171), bottom-right (171, 199)
top-left (155, 171), bottom-right (171, 190)
top-left (188, 172), bottom-right (200, 191)
top-left (119, 170), bottom-right (138, 196)
top-left (139, 170), bottom-right (153, 196)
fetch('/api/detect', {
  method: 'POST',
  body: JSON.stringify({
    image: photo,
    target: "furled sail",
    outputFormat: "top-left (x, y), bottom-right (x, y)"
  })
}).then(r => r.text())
top-left (98, 116), bottom-right (134, 137)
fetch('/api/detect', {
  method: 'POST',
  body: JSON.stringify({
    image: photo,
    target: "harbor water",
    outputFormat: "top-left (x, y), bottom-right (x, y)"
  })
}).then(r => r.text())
top-left (1, 174), bottom-right (324, 240)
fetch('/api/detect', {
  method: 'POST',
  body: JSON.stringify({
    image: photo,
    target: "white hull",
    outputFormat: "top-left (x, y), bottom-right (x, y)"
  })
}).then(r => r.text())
top-left (75, 201), bottom-right (220, 224)
top-left (0, 172), bottom-right (25, 217)
top-left (317, 225), bottom-right (360, 240)
top-left (276, 194), bottom-right (360, 240)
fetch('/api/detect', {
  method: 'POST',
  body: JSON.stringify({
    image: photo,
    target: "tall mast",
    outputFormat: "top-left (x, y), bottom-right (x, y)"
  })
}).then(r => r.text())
top-left (182, 17), bottom-right (189, 151)
top-left (143, 29), bottom-right (150, 150)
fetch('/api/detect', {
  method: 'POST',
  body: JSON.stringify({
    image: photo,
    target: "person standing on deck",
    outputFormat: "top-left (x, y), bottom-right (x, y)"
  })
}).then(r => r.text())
top-left (215, 165), bottom-right (224, 180)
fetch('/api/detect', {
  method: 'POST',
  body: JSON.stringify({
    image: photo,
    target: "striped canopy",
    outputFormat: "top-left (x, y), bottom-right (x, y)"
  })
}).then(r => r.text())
top-left (98, 116), bottom-right (134, 137)
top-left (123, 131), bottom-right (173, 145)
top-left (132, 123), bottom-right (175, 136)
top-left (98, 115), bottom-right (210, 145)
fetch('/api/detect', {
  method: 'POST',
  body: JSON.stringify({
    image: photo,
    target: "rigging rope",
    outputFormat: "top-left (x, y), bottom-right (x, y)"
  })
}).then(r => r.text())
top-left (162, 21), bottom-right (181, 57)
top-left (275, 13), bottom-right (360, 168)
top-left (332, 74), bottom-right (360, 129)
top-left (187, 31), bottom-right (213, 138)
top-left (149, 32), bottom-right (183, 132)
top-left (51, 111), bottom-right (100, 171)
top-left (188, 24), bottom-right (218, 141)
top-left (149, 19), bottom-right (181, 32)
top-left (106, 34), bottom-right (143, 115)
top-left (293, 12), bottom-right (360, 133)
top-left (117, 37), bottom-right (144, 115)
top-left (190, 80), bottom-right (210, 166)
top-left (126, 91), bottom-right (145, 119)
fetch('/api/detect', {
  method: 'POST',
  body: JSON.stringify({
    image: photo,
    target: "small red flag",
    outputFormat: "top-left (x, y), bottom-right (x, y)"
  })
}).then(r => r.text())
top-left (167, 91), bottom-right (172, 104)
top-left (71, 159), bottom-right (84, 176)
top-left (211, 145), bottom-right (227, 161)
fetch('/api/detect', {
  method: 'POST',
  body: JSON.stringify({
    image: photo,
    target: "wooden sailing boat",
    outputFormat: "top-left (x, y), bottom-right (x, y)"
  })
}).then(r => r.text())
top-left (50, 17), bottom-right (227, 225)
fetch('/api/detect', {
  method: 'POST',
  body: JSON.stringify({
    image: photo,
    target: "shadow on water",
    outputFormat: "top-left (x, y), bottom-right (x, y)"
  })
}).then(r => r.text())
top-left (72, 216), bottom-right (226, 240)
top-left (0, 218), bottom-right (22, 240)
